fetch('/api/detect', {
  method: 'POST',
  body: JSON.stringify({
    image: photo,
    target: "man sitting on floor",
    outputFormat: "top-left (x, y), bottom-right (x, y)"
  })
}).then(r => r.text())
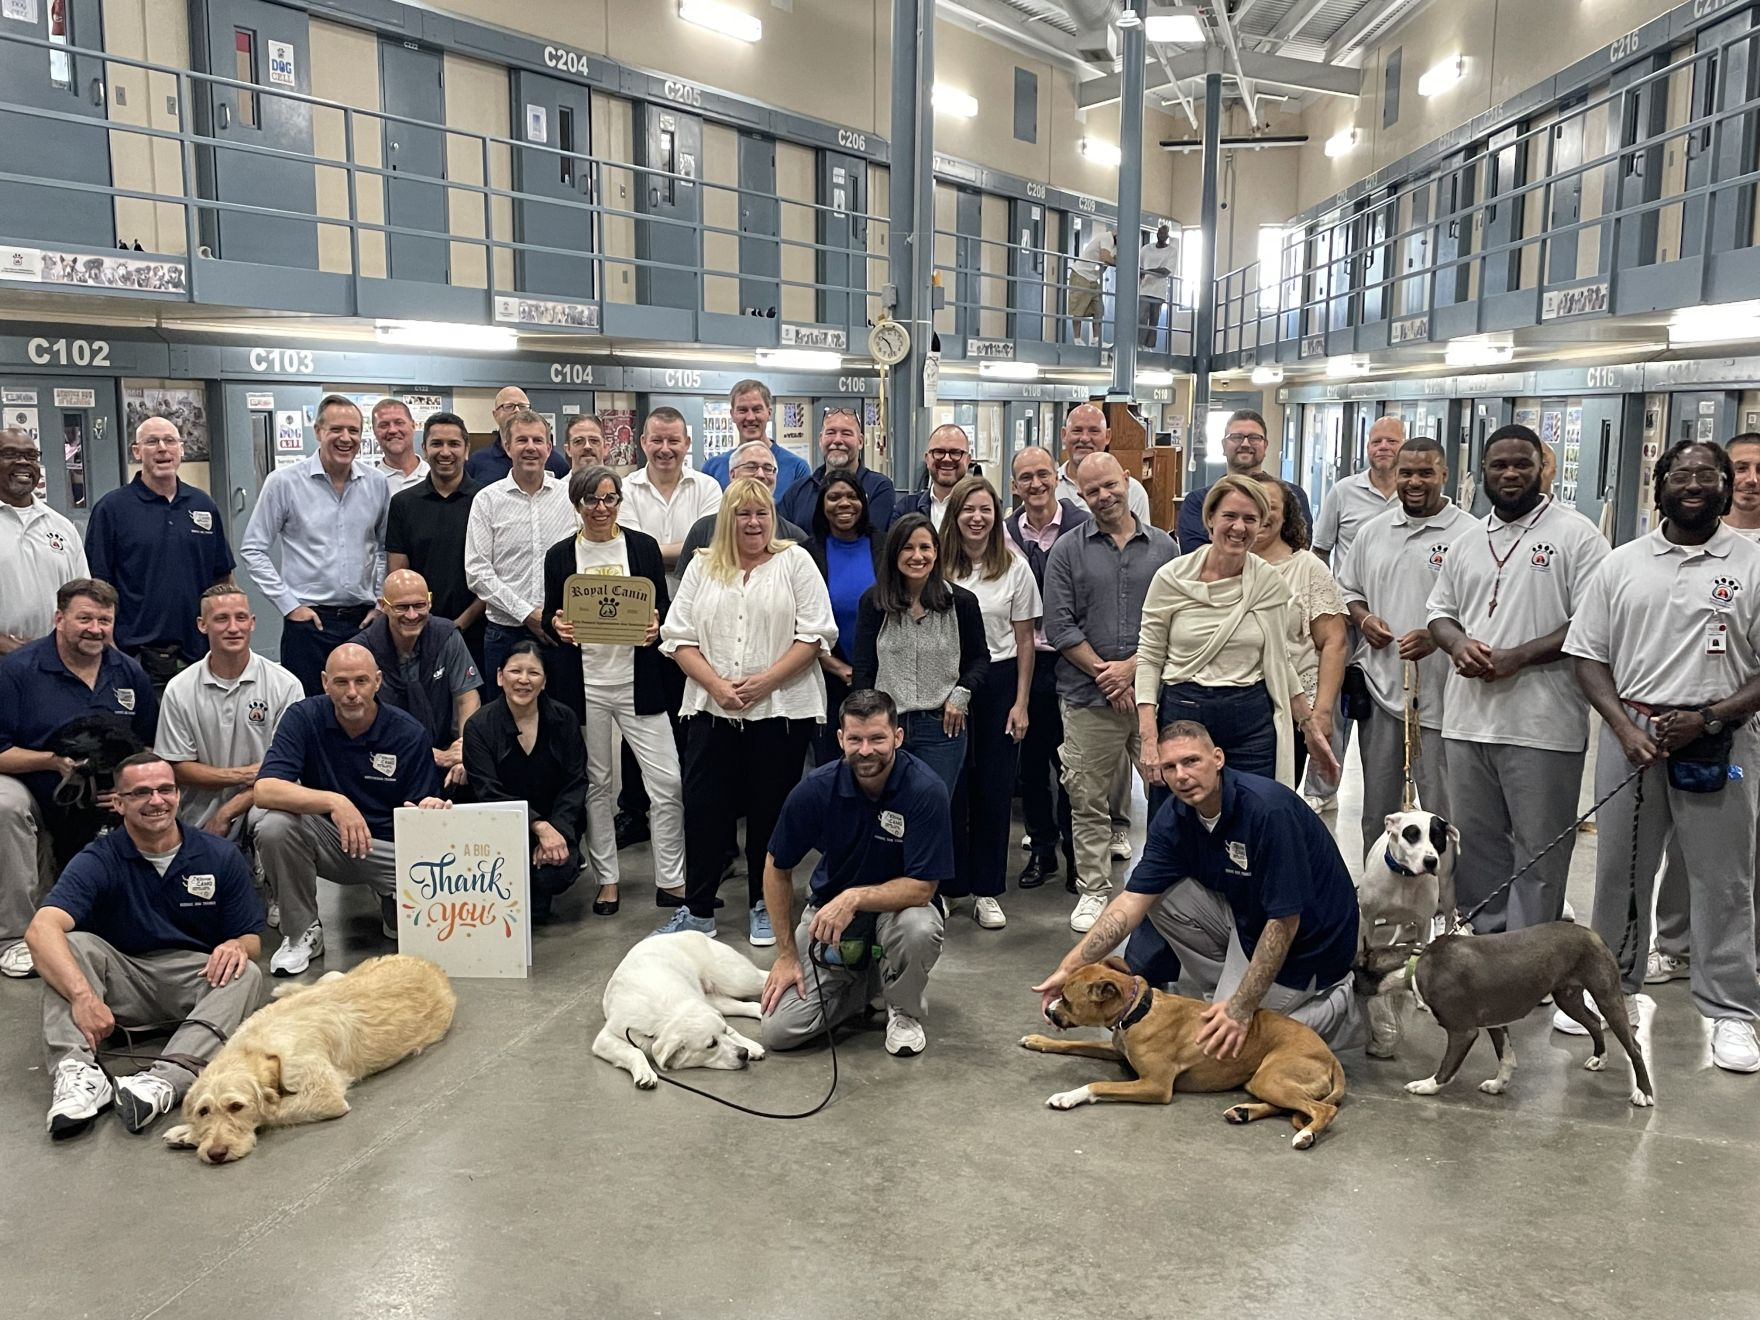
top-left (27, 752), bottom-right (265, 1139)
top-left (1034, 720), bottom-right (1364, 1052)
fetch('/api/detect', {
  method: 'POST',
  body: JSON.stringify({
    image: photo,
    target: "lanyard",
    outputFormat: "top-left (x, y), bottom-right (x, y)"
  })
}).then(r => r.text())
top-left (1486, 497), bottom-right (1552, 617)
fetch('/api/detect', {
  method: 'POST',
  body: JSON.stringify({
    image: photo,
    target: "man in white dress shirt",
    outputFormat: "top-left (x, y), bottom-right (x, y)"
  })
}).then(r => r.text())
top-left (618, 407), bottom-right (725, 593)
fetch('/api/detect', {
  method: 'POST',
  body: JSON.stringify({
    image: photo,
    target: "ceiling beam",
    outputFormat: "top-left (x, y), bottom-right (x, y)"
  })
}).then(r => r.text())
top-left (1153, 46), bottom-right (1200, 128)
top-left (1254, 0), bottom-right (1332, 53)
top-left (1234, 50), bottom-right (1362, 97)
top-left (1209, 4), bottom-right (1258, 123)
top-left (937, 0), bottom-right (1103, 78)
top-left (1323, 0), bottom-right (1409, 61)
top-left (1078, 50), bottom-right (1206, 109)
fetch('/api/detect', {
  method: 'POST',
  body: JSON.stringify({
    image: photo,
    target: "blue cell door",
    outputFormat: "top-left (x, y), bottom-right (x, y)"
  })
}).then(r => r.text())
top-left (379, 39), bottom-right (448, 285)
top-left (0, 0), bottom-right (113, 250)
top-left (509, 69), bottom-right (594, 298)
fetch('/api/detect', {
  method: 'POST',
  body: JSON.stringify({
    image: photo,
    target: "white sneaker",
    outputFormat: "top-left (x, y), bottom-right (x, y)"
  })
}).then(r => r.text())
top-left (265, 901), bottom-right (281, 930)
top-left (115, 1073), bottom-right (176, 1134)
top-left (1644, 951), bottom-right (1690, 984)
top-left (1109, 829), bottom-right (1132, 861)
top-left (0, 942), bottom-right (35, 978)
top-left (1712, 1019), bottom-right (1760, 1073)
top-left (884, 1007), bottom-right (926, 1057)
top-left (1070, 893), bottom-right (1108, 933)
top-left (1552, 994), bottom-right (1643, 1036)
top-left (47, 1060), bottom-right (112, 1136)
top-left (1560, 900), bottom-right (1577, 923)
top-left (1020, 832), bottom-right (1033, 851)
top-left (270, 922), bottom-right (323, 976)
top-left (974, 897), bottom-right (1007, 930)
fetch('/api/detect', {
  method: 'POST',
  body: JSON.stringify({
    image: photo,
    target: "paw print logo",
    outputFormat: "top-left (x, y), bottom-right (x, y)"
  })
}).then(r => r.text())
top-left (1425, 543), bottom-right (1452, 572)
top-left (1712, 575), bottom-right (1742, 607)
top-left (597, 597), bottom-right (620, 619)
top-left (44, 531), bottom-right (66, 553)
top-left (1528, 542), bottom-right (1557, 570)
top-left (247, 699), bottom-right (269, 725)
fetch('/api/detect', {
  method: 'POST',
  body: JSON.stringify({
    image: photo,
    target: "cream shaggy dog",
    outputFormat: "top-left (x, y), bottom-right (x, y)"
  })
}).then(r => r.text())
top-left (593, 932), bottom-right (767, 1088)
top-left (164, 954), bottom-right (456, 1164)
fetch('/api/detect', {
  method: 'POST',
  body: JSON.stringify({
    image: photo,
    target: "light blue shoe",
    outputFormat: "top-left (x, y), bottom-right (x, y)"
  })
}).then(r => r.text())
top-left (749, 902), bottom-right (775, 947)
top-left (650, 907), bottom-right (717, 940)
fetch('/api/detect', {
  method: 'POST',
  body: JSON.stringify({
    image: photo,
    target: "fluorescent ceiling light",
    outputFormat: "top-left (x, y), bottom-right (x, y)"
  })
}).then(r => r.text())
top-left (755, 349), bottom-right (843, 371)
top-left (1418, 54), bottom-right (1463, 97)
top-left (375, 320), bottom-right (518, 352)
top-left (1080, 137), bottom-right (1123, 167)
top-left (1669, 300), bottom-right (1760, 345)
top-left (979, 361), bottom-right (1040, 380)
top-left (1250, 365), bottom-right (1284, 385)
top-left (1444, 335), bottom-right (1514, 367)
top-left (1143, 5), bottom-right (1205, 43)
top-left (932, 84), bottom-right (979, 118)
top-left (678, 0), bottom-right (762, 43)
top-left (1324, 128), bottom-right (1358, 158)
top-left (1136, 369), bottom-right (1176, 387)
top-left (1326, 354), bottom-right (1370, 378)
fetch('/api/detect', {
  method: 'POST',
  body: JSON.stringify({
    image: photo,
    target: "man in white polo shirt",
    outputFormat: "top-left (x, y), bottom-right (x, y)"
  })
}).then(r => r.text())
top-left (0, 429), bottom-right (88, 656)
top-left (1427, 424), bottom-right (1608, 934)
top-left (1564, 438), bottom-right (1760, 1073)
top-left (619, 407), bottom-right (724, 592)
top-left (1335, 436), bottom-right (1474, 861)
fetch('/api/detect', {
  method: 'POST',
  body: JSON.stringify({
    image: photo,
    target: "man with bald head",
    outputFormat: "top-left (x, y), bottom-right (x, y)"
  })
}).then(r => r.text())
top-left (1042, 452), bottom-right (1176, 933)
top-left (1178, 408), bottom-right (1312, 551)
top-left (85, 416), bottom-right (235, 690)
top-left (354, 568), bottom-right (481, 786)
top-left (254, 642), bottom-right (448, 974)
top-left (893, 424), bottom-right (971, 529)
top-left (1055, 404), bottom-right (1154, 528)
top-left (465, 385), bottom-right (570, 485)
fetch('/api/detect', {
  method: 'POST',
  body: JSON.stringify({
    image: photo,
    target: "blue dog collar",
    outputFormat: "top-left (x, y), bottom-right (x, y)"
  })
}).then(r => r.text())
top-left (1384, 849), bottom-right (1421, 878)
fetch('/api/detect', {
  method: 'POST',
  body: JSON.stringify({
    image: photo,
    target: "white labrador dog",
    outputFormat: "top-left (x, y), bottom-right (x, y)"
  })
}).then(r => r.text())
top-left (1358, 809), bottom-right (1460, 1059)
top-left (592, 932), bottom-right (767, 1088)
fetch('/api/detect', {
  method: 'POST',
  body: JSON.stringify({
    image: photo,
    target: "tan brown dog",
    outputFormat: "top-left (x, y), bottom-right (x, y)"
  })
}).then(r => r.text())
top-left (1021, 957), bottom-right (1347, 1150)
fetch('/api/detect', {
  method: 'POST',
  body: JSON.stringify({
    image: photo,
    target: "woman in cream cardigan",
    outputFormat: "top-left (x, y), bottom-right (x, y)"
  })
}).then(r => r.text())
top-left (1135, 474), bottom-right (1339, 815)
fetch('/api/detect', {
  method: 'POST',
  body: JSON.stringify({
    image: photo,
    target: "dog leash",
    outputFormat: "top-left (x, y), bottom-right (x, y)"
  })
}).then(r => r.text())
top-left (92, 1016), bottom-right (231, 1089)
top-left (1401, 661), bottom-right (1421, 813)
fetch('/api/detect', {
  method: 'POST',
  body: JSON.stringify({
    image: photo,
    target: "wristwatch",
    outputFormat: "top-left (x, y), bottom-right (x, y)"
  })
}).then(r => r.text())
top-left (1699, 706), bottom-right (1725, 735)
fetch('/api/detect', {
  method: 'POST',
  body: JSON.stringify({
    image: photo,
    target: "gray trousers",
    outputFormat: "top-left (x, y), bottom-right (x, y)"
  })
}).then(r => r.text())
top-left (1357, 703), bottom-right (1449, 864)
top-left (44, 931), bottom-right (266, 1099)
top-left (0, 774), bottom-right (54, 955)
top-left (760, 904), bottom-right (944, 1051)
top-left (255, 810), bottom-right (396, 938)
top-left (1590, 722), bottom-right (1760, 1021)
top-left (1445, 738), bottom-right (1586, 934)
top-left (1654, 833), bottom-right (1760, 959)
top-left (1144, 878), bottom-right (1364, 1051)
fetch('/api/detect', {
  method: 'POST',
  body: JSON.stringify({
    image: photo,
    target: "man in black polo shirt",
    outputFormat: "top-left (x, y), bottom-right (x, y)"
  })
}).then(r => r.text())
top-left (386, 411), bottom-right (485, 671)
top-left (760, 689), bottom-right (953, 1058)
top-left (255, 642), bottom-right (448, 976)
top-left (1034, 720), bottom-right (1363, 1052)
top-left (27, 752), bottom-right (264, 1138)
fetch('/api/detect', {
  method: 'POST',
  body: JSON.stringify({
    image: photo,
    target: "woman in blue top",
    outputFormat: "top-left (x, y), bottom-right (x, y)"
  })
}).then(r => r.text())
top-left (804, 472), bottom-right (882, 764)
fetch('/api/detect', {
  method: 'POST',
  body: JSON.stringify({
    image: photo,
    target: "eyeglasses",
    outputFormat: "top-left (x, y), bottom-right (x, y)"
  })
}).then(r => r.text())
top-left (731, 462), bottom-right (778, 477)
top-left (0, 447), bottom-right (41, 464)
top-left (1664, 466), bottom-right (1725, 489)
top-left (1224, 432), bottom-right (1266, 445)
top-left (927, 448), bottom-right (968, 462)
top-left (137, 435), bottom-right (183, 449)
top-left (118, 785), bottom-right (179, 802)
top-left (383, 600), bottom-right (431, 615)
top-left (579, 494), bottom-right (622, 508)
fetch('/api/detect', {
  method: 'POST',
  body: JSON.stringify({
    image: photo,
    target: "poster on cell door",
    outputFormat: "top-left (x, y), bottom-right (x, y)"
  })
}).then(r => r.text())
top-left (393, 803), bottom-right (533, 979)
top-left (123, 385), bottom-right (211, 461)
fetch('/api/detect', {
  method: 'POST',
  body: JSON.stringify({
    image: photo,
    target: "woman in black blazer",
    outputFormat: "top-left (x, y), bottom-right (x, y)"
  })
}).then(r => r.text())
top-left (542, 465), bottom-right (683, 916)
top-left (462, 641), bottom-right (588, 923)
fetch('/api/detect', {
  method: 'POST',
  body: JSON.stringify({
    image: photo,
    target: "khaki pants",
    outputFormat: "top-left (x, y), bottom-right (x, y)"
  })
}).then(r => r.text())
top-left (1059, 703), bottom-right (1139, 898)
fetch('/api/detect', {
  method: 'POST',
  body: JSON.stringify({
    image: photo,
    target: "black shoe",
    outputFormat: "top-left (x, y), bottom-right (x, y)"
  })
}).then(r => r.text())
top-left (592, 895), bottom-right (620, 916)
top-left (1018, 852), bottom-right (1056, 889)
top-left (614, 812), bottom-right (650, 849)
top-left (1064, 857), bottom-right (1079, 895)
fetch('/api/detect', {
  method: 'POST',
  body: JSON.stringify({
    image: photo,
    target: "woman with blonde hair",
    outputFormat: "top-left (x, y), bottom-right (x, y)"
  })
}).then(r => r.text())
top-left (940, 475), bottom-right (1039, 930)
top-left (655, 478), bottom-right (836, 946)
top-left (1135, 474), bottom-right (1337, 816)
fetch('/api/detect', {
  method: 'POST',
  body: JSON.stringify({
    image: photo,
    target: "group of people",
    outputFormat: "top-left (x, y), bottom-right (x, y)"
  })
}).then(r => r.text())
top-left (3, 377), bottom-right (1760, 1140)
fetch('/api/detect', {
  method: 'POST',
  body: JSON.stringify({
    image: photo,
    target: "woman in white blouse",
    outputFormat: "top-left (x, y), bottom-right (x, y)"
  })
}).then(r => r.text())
top-left (941, 476), bottom-right (1039, 932)
top-left (655, 478), bottom-right (836, 945)
top-left (1249, 472), bottom-right (1348, 788)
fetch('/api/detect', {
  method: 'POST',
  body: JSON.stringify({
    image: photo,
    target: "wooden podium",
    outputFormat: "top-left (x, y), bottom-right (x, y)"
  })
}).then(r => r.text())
top-left (1105, 401), bottom-right (1183, 532)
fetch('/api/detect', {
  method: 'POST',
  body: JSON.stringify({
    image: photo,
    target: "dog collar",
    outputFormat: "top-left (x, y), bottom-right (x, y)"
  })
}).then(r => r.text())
top-left (1111, 980), bottom-right (1154, 1031)
top-left (1384, 849), bottom-right (1421, 878)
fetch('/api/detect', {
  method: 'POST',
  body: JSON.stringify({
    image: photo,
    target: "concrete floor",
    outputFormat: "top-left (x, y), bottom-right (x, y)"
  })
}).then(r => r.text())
top-left (4, 746), bottom-right (1759, 1320)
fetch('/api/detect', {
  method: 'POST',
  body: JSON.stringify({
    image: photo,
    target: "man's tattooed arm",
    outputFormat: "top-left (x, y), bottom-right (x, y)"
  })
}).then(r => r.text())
top-left (1225, 915), bottom-right (1298, 1022)
top-left (1077, 907), bottom-right (1131, 963)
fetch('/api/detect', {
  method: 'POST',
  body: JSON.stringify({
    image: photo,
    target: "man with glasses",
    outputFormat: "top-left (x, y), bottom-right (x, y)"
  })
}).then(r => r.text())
top-left (679, 440), bottom-right (810, 563)
top-left (353, 568), bottom-right (480, 788)
top-left (778, 406), bottom-right (897, 531)
top-left (27, 751), bottom-right (265, 1139)
top-left (563, 414), bottom-right (609, 471)
top-left (387, 411), bottom-right (484, 673)
top-left (701, 380), bottom-right (810, 501)
top-left (1055, 404), bottom-right (1152, 528)
top-left (618, 407), bottom-right (725, 592)
top-left (465, 386), bottom-right (570, 485)
top-left (1564, 439), bottom-right (1760, 1074)
top-left (1178, 409), bottom-right (1312, 551)
top-left (893, 424), bottom-right (971, 529)
top-left (0, 427), bottom-right (88, 657)
top-left (370, 399), bottom-right (428, 496)
top-left (86, 416), bottom-right (235, 693)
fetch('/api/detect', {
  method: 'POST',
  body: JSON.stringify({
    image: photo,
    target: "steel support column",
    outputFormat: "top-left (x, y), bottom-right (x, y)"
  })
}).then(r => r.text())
top-left (1108, 0), bottom-right (1147, 398)
top-left (1189, 69), bottom-right (1223, 487)
top-left (886, 0), bottom-right (937, 489)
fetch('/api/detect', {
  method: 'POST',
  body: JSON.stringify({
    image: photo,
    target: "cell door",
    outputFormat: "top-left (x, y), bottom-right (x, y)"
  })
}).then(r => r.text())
top-left (1007, 198), bottom-right (1045, 341)
top-left (737, 132), bottom-right (779, 316)
top-left (1352, 189), bottom-right (1393, 325)
top-left (1573, 396), bottom-right (1624, 530)
top-left (1432, 152), bottom-right (1476, 308)
top-left (636, 103), bottom-right (702, 312)
top-left (1545, 105), bottom-right (1587, 283)
top-left (1480, 126), bottom-right (1527, 295)
top-left (379, 39), bottom-right (448, 284)
top-left (1399, 184), bottom-right (1431, 317)
top-left (509, 70), bottom-right (594, 298)
top-left (1607, 56), bottom-right (1667, 274)
top-left (0, 375), bottom-right (120, 527)
top-left (952, 187), bottom-right (983, 341)
top-left (1681, 11), bottom-right (1759, 260)
top-left (0, 0), bottom-right (111, 249)
top-left (190, 0), bottom-right (318, 269)
top-left (816, 149), bottom-right (867, 329)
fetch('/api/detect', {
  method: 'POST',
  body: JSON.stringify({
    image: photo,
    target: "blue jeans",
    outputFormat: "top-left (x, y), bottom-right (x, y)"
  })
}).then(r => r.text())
top-left (1147, 681), bottom-right (1277, 823)
top-left (279, 603), bottom-right (372, 696)
top-left (483, 621), bottom-right (531, 692)
top-left (902, 708), bottom-right (967, 794)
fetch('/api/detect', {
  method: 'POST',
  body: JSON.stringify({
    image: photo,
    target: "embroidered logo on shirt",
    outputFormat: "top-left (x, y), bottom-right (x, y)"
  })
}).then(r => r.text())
top-left (879, 810), bottom-right (906, 839)
top-left (1528, 543), bottom-right (1557, 570)
top-left (1425, 542), bottom-right (1452, 571)
top-left (189, 510), bottom-right (213, 532)
top-left (184, 873), bottom-right (216, 901)
top-left (1226, 840), bottom-right (1248, 870)
top-left (431, 666), bottom-right (446, 681)
top-left (1713, 575), bottom-right (1742, 607)
top-left (115, 687), bottom-right (136, 712)
top-left (370, 752), bottom-right (398, 777)
top-left (44, 530), bottom-right (67, 552)
top-left (247, 699), bottom-right (269, 725)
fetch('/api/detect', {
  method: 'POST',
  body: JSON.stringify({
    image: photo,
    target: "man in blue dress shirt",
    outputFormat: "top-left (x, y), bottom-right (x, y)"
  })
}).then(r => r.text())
top-left (700, 380), bottom-right (809, 501)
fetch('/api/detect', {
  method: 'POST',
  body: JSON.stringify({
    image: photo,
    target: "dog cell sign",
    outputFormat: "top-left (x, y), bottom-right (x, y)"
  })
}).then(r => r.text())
top-left (561, 573), bottom-right (656, 645)
top-left (393, 803), bottom-right (533, 978)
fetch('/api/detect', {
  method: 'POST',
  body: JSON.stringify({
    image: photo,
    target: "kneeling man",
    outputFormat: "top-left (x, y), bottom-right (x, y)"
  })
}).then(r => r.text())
top-left (28, 752), bottom-right (265, 1138)
top-left (760, 689), bottom-right (952, 1058)
top-left (1035, 721), bottom-right (1363, 1052)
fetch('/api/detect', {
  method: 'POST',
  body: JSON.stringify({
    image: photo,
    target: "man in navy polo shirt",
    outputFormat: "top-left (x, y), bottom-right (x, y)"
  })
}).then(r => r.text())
top-left (27, 752), bottom-right (264, 1139)
top-left (0, 579), bottom-right (158, 980)
top-left (255, 642), bottom-right (449, 976)
top-left (1034, 720), bottom-right (1363, 1052)
top-left (760, 688), bottom-right (952, 1058)
top-left (85, 416), bottom-right (235, 691)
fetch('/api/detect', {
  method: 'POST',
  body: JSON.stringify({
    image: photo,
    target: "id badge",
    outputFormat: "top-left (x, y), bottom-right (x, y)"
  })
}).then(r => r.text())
top-left (1708, 620), bottom-right (1729, 656)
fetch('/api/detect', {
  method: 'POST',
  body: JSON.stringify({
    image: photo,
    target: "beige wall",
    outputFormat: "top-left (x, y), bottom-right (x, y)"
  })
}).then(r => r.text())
top-left (102, 0), bottom-right (191, 255)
